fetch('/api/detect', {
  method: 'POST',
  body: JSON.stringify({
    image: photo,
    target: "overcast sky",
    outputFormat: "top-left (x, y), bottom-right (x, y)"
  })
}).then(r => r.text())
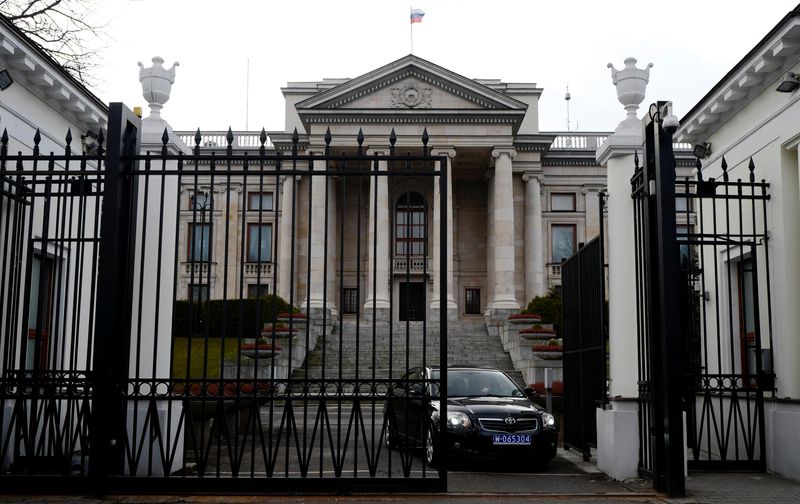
top-left (92, 0), bottom-right (799, 134)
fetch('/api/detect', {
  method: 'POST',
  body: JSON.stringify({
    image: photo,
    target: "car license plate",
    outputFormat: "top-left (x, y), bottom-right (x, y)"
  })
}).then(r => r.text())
top-left (492, 433), bottom-right (531, 445)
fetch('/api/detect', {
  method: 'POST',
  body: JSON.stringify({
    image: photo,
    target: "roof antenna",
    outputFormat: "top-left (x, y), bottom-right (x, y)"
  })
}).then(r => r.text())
top-left (565, 85), bottom-right (571, 131)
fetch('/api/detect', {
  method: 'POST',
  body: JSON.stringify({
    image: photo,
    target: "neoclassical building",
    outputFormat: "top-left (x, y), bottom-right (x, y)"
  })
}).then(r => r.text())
top-left (175, 55), bottom-right (610, 321)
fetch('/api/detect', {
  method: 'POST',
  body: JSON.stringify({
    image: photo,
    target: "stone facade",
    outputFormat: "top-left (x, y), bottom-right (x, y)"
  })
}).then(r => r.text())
top-left (175, 55), bottom-right (610, 320)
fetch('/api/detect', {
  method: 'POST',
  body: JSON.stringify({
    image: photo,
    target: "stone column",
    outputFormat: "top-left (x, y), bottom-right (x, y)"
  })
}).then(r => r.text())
top-left (364, 149), bottom-right (390, 321)
top-left (276, 173), bottom-right (295, 303)
top-left (489, 147), bottom-right (520, 311)
top-left (305, 151), bottom-right (332, 311)
top-left (584, 187), bottom-right (602, 240)
top-left (523, 173), bottom-right (545, 301)
top-left (430, 148), bottom-right (457, 320)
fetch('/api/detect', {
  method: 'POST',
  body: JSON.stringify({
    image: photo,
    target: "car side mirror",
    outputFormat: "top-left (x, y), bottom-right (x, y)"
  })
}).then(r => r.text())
top-left (523, 387), bottom-right (536, 398)
top-left (409, 383), bottom-right (424, 396)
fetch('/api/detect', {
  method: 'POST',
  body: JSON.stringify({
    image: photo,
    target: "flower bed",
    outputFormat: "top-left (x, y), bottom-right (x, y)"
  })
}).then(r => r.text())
top-left (260, 324), bottom-right (299, 337)
top-left (277, 312), bottom-right (306, 320)
top-left (520, 327), bottom-right (556, 335)
top-left (240, 342), bottom-right (282, 359)
top-left (508, 313), bottom-right (543, 324)
top-left (172, 381), bottom-right (276, 397)
top-left (531, 343), bottom-right (562, 360)
top-left (531, 381), bottom-right (564, 396)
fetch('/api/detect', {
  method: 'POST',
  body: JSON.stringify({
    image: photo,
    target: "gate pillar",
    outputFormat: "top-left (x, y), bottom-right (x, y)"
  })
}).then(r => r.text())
top-left (595, 132), bottom-right (641, 481)
top-left (593, 57), bottom-right (652, 481)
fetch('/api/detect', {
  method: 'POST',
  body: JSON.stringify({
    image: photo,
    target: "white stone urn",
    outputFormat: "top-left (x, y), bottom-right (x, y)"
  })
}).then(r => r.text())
top-left (607, 57), bottom-right (653, 134)
top-left (138, 56), bottom-right (179, 120)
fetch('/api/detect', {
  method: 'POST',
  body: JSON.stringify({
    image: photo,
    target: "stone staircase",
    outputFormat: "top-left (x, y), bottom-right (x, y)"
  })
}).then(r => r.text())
top-left (289, 319), bottom-right (524, 388)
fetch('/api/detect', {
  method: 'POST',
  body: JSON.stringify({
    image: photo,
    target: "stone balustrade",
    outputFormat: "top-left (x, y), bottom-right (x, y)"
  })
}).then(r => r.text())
top-left (176, 131), bottom-right (273, 149)
top-left (392, 256), bottom-right (431, 274)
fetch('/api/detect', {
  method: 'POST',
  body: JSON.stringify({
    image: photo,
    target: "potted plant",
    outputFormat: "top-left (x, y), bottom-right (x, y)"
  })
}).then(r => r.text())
top-left (532, 338), bottom-right (562, 360)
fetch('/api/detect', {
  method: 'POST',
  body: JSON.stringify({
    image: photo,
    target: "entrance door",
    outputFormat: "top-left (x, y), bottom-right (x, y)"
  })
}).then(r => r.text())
top-left (399, 282), bottom-right (425, 321)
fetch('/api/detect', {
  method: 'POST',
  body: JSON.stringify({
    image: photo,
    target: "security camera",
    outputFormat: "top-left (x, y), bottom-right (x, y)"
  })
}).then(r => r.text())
top-left (662, 113), bottom-right (679, 135)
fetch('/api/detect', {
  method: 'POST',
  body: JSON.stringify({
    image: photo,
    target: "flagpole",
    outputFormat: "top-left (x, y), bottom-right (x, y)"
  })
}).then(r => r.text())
top-left (409, 6), bottom-right (414, 54)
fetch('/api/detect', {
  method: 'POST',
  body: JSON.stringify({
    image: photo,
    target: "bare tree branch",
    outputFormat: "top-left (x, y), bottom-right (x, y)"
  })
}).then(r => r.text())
top-left (0, 0), bottom-right (105, 86)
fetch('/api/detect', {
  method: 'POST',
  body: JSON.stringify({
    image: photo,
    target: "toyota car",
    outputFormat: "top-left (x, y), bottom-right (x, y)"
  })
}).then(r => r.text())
top-left (384, 366), bottom-right (558, 467)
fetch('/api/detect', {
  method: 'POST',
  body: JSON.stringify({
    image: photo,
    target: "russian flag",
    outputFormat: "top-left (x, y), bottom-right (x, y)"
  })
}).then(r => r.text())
top-left (410, 8), bottom-right (425, 23)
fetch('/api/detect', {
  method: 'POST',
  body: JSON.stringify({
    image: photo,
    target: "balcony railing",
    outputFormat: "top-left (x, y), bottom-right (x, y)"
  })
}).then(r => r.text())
top-left (182, 261), bottom-right (217, 278)
top-left (547, 263), bottom-right (562, 277)
top-left (175, 131), bottom-right (273, 150)
top-left (392, 256), bottom-right (431, 274)
top-left (244, 262), bottom-right (273, 276)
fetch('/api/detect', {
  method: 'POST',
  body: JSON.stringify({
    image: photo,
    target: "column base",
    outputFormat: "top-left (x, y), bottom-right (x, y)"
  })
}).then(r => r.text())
top-left (430, 298), bottom-right (458, 321)
top-left (596, 400), bottom-right (639, 481)
top-left (363, 302), bottom-right (391, 322)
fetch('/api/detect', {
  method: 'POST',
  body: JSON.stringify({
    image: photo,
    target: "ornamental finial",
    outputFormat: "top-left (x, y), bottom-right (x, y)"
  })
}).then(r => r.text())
top-left (138, 56), bottom-right (180, 120)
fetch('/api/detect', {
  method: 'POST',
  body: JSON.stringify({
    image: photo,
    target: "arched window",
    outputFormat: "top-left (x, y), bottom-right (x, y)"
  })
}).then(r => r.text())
top-left (395, 192), bottom-right (426, 255)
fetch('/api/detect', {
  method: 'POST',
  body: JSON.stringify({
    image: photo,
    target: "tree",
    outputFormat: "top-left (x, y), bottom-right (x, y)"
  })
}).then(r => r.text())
top-left (0, 0), bottom-right (104, 85)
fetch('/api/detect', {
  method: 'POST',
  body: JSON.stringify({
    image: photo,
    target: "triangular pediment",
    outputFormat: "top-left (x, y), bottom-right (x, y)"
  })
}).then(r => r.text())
top-left (295, 55), bottom-right (528, 112)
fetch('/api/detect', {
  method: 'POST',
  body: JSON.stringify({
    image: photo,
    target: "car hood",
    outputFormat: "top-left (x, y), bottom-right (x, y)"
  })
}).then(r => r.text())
top-left (446, 396), bottom-right (542, 417)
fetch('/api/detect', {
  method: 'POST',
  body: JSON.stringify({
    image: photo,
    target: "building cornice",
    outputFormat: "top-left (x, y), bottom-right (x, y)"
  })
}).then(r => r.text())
top-left (677, 8), bottom-right (800, 144)
top-left (0, 16), bottom-right (107, 131)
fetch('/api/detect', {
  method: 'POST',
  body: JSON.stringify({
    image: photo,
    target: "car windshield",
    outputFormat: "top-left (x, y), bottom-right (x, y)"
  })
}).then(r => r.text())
top-left (430, 369), bottom-right (524, 398)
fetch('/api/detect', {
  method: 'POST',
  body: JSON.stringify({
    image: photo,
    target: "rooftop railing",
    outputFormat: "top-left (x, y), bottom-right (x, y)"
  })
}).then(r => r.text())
top-left (175, 131), bottom-right (273, 149)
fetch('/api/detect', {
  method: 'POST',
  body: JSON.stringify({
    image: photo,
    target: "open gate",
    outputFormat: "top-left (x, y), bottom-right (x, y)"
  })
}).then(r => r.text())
top-left (561, 195), bottom-right (607, 462)
top-left (632, 102), bottom-right (773, 497)
top-left (0, 103), bottom-right (449, 493)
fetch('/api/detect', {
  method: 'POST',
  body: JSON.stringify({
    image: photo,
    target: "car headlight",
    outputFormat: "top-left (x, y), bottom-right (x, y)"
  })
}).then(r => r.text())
top-left (542, 412), bottom-right (556, 428)
top-left (446, 411), bottom-right (472, 430)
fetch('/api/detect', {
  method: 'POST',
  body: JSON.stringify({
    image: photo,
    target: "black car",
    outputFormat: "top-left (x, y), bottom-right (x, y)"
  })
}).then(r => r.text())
top-left (384, 366), bottom-right (558, 467)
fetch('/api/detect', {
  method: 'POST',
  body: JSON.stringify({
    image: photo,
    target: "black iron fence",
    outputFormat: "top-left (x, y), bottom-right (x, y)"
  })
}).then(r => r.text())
top-left (632, 102), bottom-right (773, 497)
top-left (561, 225), bottom-right (606, 462)
top-left (0, 103), bottom-right (449, 493)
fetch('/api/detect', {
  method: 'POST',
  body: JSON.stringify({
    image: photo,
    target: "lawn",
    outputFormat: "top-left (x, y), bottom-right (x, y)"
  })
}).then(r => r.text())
top-left (171, 337), bottom-right (240, 380)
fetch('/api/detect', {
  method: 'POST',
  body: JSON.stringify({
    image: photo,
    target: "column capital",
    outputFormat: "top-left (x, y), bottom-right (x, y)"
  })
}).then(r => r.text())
top-left (430, 146), bottom-right (456, 158)
top-left (521, 173), bottom-right (544, 183)
top-left (491, 147), bottom-right (517, 160)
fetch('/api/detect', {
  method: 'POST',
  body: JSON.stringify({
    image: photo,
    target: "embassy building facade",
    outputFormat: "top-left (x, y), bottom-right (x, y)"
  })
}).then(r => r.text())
top-left (174, 55), bottom-right (638, 321)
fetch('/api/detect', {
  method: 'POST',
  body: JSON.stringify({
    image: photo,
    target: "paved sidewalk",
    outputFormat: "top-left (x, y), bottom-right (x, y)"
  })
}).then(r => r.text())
top-left (1, 449), bottom-right (798, 503)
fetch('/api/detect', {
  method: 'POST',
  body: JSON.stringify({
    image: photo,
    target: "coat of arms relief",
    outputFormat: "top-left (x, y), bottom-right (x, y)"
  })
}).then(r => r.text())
top-left (390, 81), bottom-right (433, 108)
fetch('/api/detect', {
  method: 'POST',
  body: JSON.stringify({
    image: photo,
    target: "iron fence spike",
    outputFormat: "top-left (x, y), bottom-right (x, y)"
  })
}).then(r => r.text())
top-left (34, 128), bottom-right (41, 146)
top-left (324, 127), bottom-right (332, 146)
top-left (260, 128), bottom-right (267, 145)
top-left (194, 128), bottom-right (201, 145)
top-left (292, 127), bottom-right (299, 146)
top-left (65, 128), bottom-right (72, 146)
top-left (422, 127), bottom-right (429, 146)
top-left (162, 128), bottom-right (170, 144)
top-left (389, 128), bottom-right (397, 146)
top-left (357, 128), bottom-right (364, 146)
top-left (226, 127), bottom-right (234, 145)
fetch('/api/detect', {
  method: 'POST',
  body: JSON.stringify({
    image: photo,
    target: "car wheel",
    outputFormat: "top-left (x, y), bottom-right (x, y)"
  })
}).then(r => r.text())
top-left (384, 417), bottom-right (397, 449)
top-left (425, 425), bottom-right (438, 468)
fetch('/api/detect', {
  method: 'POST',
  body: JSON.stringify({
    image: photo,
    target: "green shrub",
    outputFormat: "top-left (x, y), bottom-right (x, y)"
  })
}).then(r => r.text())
top-left (173, 294), bottom-right (296, 339)
top-left (521, 288), bottom-right (562, 336)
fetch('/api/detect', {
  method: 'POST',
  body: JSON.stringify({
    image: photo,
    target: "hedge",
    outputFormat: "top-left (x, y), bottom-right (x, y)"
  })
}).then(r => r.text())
top-left (173, 294), bottom-right (296, 339)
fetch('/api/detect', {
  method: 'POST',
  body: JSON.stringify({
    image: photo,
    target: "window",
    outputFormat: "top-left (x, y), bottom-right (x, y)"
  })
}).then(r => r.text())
top-left (248, 192), bottom-right (273, 211)
top-left (737, 258), bottom-right (757, 376)
top-left (190, 191), bottom-right (212, 211)
top-left (676, 196), bottom-right (690, 212)
top-left (188, 284), bottom-right (209, 302)
top-left (395, 192), bottom-right (426, 256)
top-left (551, 225), bottom-right (576, 263)
top-left (465, 288), bottom-right (481, 314)
top-left (342, 288), bottom-right (359, 314)
top-left (188, 223), bottom-right (211, 261)
top-left (247, 284), bottom-right (270, 299)
top-left (676, 225), bottom-right (691, 266)
top-left (247, 223), bottom-right (272, 262)
top-left (551, 193), bottom-right (576, 212)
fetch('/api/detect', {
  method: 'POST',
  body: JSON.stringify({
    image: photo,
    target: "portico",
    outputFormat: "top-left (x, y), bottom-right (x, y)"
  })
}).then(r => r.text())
top-left (273, 55), bottom-right (564, 322)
